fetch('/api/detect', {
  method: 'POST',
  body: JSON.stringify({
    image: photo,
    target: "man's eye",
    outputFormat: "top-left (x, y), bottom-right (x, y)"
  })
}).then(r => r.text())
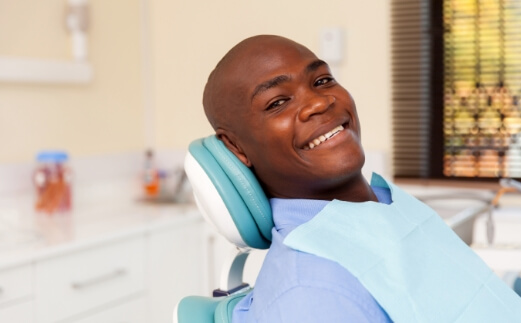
top-left (267, 98), bottom-right (287, 110)
top-left (315, 77), bottom-right (335, 86)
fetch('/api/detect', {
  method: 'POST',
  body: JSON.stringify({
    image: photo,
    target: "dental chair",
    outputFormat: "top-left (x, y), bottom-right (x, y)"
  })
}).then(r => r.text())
top-left (174, 135), bottom-right (274, 323)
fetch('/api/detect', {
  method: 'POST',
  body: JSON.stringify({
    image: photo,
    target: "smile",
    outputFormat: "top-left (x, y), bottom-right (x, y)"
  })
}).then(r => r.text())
top-left (303, 124), bottom-right (345, 150)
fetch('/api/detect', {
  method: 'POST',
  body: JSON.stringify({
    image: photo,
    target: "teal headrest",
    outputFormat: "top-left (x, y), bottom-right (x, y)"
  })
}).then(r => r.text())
top-left (185, 136), bottom-right (273, 249)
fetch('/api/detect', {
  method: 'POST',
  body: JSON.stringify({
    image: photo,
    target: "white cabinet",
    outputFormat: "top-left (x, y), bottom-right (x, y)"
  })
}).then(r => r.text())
top-left (0, 264), bottom-right (33, 323)
top-left (73, 297), bottom-right (145, 323)
top-left (0, 300), bottom-right (34, 323)
top-left (0, 218), bottom-right (266, 323)
top-left (0, 264), bottom-right (32, 306)
top-left (146, 219), bottom-right (205, 323)
top-left (34, 236), bottom-right (146, 323)
top-left (0, 209), bottom-right (207, 323)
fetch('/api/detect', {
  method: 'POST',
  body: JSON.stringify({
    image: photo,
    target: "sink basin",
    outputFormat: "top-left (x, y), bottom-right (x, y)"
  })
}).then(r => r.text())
top-left (400, 186), bottom-right (521, 289)
top-left (471, 206), bottom-right (521, 279)
top-left (473, 206), bottom-right (521, 247)
top-left (417, 193), bottom-right (492, 245)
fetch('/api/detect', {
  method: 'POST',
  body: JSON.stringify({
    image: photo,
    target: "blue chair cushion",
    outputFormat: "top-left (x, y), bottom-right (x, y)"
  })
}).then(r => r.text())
top-left (188, 136), bottom-right (273, 249)
top-left (176, 292), bottom-right (249, 323)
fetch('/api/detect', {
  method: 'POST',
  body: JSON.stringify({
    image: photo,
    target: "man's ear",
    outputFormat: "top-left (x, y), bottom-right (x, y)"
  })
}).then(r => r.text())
top-left (216, 130), bottom-right (252, 167)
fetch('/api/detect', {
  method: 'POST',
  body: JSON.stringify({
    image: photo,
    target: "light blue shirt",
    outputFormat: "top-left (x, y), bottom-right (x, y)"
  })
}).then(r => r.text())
top-left (232, 187), bottom-right (393, 323)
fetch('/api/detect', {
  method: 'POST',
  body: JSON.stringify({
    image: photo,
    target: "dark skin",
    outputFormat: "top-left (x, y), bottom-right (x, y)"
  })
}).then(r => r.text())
top-left (204, 35), bottom-right (377, 203)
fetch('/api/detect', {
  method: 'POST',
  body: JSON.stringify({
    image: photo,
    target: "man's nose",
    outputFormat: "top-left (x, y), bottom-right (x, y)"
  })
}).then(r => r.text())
top-left (298, 93), bottom-right (336, 122)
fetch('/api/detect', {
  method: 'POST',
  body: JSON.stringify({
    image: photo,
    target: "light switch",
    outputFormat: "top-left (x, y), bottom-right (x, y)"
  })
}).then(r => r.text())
top-left (320, 27), bottom-right (344, 64)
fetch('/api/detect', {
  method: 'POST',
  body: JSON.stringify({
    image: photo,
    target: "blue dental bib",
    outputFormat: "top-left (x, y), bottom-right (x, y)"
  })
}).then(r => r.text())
top-left (284, 174), bottom-right (521, 322)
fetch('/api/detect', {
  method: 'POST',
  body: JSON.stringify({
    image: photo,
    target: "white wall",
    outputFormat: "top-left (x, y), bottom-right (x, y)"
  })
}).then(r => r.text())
top-left (148, 0), bottom-right (391, 163)
top-left (0, 0), bottom-right (144, 163)
top-left (0, 0), bottom-right (391, 167)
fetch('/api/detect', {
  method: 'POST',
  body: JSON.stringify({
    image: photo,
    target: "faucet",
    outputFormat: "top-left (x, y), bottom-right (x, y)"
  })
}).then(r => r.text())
top-left (499, 178), bottom-right (521, 192)
top-left (492, 178), bottom-right (521, 207)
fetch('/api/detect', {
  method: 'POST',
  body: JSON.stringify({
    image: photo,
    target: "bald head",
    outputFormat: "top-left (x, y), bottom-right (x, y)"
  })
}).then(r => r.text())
top-left (202, 35), bottom-right (315, 131)
top-left (199, 34), bottom-right (370, 201)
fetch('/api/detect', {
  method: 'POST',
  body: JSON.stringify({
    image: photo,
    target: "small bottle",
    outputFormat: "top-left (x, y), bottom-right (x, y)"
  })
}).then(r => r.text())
top-left (33, 151), bottom-right (72, 214)
top-left (143, 149), bottom-right (160, 197)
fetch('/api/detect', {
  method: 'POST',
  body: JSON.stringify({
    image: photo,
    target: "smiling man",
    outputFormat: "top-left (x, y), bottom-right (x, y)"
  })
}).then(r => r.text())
top-left (203, 35), bottom-right (392, 322)
top-left (200, 35), bottom-right (521, 323)
top-left (204, 35), bottom-right (377, 203)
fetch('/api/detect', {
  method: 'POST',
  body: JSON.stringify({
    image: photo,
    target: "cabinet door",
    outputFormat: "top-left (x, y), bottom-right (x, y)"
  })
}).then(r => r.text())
top-left (74, 296), bottom-right (145, 323)
top-left (0, 264), bottom-right (32, 307)
top-left (146, 218), bottom-right (205, 323)
top-left (0, 301), bottom-right (33, 323)
top-left (34, 236), bottom-right (145, 323)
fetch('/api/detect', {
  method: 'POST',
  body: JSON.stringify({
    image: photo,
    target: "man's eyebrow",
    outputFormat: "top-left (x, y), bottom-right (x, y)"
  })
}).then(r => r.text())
top-left (250, 60), bottom-right (328, 102)
top-left (306, 59), bottom-right (328, 74)
top-left (251, 75), bottom-right (290, 101)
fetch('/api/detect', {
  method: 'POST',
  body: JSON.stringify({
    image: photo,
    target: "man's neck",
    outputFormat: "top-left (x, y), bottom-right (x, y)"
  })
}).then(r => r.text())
top-left (328, 175), bottom-right (378, 203)
top-left (283, 174), bottom-right (378, 202)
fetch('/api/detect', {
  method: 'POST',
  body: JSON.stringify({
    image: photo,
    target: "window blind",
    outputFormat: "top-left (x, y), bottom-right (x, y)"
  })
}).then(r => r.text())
top-left (392, 0), bottom-right (433, 177)
top-left (443, 0), bottom-right (521, 178)
top-left (392, 0), bottom-right (521, 179)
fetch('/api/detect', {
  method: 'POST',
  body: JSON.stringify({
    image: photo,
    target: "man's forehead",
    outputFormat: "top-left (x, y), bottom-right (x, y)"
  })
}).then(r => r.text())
top-left (223, 39), bottom-right (316, 89)
top-left (204, 36), bottom-right (317, 128)
top-left (235, 38), bottom-right (312, 67)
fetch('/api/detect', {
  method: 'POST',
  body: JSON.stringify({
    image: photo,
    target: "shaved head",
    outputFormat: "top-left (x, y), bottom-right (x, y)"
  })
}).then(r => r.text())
top-left (200, 34), bottom-right (373, 201)
top-left (202, 35), bottom-right (313, 132)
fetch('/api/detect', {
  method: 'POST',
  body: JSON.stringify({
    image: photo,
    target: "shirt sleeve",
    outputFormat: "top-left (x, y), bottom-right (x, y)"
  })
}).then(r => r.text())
top-left (255, 285), bottom-right (391, 323)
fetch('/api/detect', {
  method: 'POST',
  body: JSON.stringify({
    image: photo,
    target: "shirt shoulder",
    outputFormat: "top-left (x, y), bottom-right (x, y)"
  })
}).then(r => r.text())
top-left (256, 285), bottom-right (390, 323)
top-left (233, 231), bottom-right (391, 323)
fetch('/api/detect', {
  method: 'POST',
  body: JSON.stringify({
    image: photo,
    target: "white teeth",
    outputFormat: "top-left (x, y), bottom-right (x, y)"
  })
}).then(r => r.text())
top-left (305, 125), bottom-right (345, 150)
top-left (325, 130), bottom-right (334, 139)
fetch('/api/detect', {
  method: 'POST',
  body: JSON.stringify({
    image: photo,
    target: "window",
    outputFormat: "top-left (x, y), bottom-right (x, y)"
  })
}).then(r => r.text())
top-left (392, 0), bottom-right (521, 180)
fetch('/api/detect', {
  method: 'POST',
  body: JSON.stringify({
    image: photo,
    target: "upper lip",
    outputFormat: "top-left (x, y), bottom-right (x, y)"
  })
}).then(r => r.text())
top-left (299, 117), bottom-right (350, 149)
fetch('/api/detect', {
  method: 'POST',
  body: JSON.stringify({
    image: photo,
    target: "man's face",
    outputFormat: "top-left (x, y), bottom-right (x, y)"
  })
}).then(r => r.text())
top-left (219, 39), bottom-right (365, 199)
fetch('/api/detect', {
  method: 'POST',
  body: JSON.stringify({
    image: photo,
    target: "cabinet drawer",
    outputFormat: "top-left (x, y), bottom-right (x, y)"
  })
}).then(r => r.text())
top-left (74, 296), bottom-right (145, 323)
top-left (35, 236), bottom-right (145, 323)
top-left (0, 300), bottom-right (33, 323)
top-left (0, 264), bottom-right (32, 306)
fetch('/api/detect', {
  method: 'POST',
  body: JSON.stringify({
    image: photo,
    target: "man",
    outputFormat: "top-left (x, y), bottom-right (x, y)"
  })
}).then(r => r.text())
top-left (201, 34), bottom-right (521, 323)
top-left (203, 35), bottom-right (392, 322)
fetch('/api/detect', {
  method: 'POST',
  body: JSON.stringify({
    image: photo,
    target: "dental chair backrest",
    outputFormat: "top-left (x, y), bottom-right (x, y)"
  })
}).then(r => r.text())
top-left (175, 136), bottom-right (274, 323)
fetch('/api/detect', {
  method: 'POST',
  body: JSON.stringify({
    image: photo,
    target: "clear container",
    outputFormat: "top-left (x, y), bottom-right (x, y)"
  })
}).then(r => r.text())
top-left (143, 149), bottom-right (160, 197)
top-left (33, 151), bottom-right (72, 214)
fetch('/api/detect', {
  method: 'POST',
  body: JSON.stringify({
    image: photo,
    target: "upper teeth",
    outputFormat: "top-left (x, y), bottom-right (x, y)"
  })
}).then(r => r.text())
top-left (305, 125), bottom-right (344, 150)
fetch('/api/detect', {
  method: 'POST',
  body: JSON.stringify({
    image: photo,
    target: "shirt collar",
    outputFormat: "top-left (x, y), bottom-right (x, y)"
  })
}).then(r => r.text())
top-left (270, 177), bottom-right (393, 238)
top-left (270, 198), bottom-right (329, 238)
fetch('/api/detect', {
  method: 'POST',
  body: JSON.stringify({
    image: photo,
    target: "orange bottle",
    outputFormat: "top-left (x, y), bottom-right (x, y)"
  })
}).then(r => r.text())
top-left (143, 149), bottom-right (160, 197)
top-left (33, 151), bottom-right (72, 214)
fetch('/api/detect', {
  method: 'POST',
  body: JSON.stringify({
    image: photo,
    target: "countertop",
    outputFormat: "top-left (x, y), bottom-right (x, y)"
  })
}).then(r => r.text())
top-left (0, 192), bottom-right (200, 270)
